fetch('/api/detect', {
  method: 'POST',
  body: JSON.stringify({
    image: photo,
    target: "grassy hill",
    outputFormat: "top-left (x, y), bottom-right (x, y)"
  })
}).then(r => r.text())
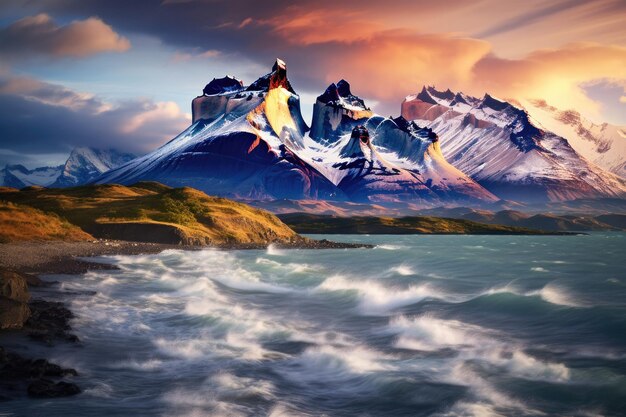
top-left (0, 182), bottom-right (299, 245)
top-left (278, 213), bottom-right (567, 235)
top-left (0, 201), bottom-right (93, 243)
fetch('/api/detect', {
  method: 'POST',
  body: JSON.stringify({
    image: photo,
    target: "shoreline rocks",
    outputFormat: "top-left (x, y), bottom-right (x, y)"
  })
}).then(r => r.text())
top-left (0, 269), bottom-right (31, 330)
top-left (0, 347), bottom-right (80, 399)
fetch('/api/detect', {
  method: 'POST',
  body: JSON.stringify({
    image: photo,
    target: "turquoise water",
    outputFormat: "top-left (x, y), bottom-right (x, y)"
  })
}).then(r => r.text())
top-left (4, 233), bottom-right (626, 416)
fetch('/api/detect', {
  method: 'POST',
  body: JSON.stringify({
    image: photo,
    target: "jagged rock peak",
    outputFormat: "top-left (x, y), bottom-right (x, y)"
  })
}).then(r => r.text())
top-left (318, 83), bottom-right (340, 103)
top-left (316, 79), bottom-right (368, 110)
top-left (450, 92), bottom-right (469, 106)
top-left (427, 86), bottom-right (455, 101)
top-left (272, 58), bottom-right (286, 72)
top-left (415, 86), bottom-right (438, 105)
top-left (392, 116), bottom-right (438, 142)
top-left (337, 79), bottom-right (352, 97)
top-left (247, 58), bottom-right (296, 94)
top-left (202, 76), bottom-right (244, 95)
top-left (480, 94), bottom-right (509, 111)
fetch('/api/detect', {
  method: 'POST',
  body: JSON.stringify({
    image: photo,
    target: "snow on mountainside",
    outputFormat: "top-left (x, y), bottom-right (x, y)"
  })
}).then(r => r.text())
top-left (96, 59), bottom-right (342, 200)
top-left (53, 147), bottom-right (136, 187)
top-left (95, 64), bottom-right (497, 205)
top-left (0, 148), bottom-right (135, 188)
top-left (309, 80), bottom-right (373, 144)
top-left (303, 82), bottom-right (498, 203)
top-left (522, 99), bottom-right (626, 178)
top-left (402, 86), bottom-right (626, 203)
top-left (0, 165), bottom-right (63, 188)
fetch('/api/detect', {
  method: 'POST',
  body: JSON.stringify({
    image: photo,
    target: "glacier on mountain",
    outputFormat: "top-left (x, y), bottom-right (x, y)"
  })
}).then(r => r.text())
top-left (95, 60), bottom-right (498, 205)
top-left (0, 147), bottom-right (134, 189)
top-left (402, 86), bottom-right (626, 203)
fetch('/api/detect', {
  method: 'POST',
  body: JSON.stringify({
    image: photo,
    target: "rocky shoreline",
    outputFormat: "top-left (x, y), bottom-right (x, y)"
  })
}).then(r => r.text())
top-left (0, 238), bottom-right (371, 401)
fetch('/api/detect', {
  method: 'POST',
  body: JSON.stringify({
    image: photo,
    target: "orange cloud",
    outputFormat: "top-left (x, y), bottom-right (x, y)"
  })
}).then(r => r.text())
top-left (255, 2), bottom-right (625, 122)
top-left (471, 43), bottom-right (626, 120)
top-left (0, 14), bottom-right (130, 59)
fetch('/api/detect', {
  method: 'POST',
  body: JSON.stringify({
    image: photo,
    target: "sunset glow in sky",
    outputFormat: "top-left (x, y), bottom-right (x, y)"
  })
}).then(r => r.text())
top-left (0, 0), bottom-right (624, 166)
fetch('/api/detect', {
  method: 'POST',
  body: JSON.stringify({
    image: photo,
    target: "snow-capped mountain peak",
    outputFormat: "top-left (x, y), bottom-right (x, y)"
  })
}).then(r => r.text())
top-left (0, 164), bottom-right (63, 188)
top-left (98, 59), bottom-right (342, 201)
top-left (0, 147), bottom-right (135, 189)
top-left (310, 79), bottom-right (373, 143)
top-left (522, 98), bottom-right (626, 178)
top-left (53, 147), bottom-right (136, 187)
top-left (402, 87), bottom-right (626, 202)
top-left (202, 76), bottom-right (244, 95)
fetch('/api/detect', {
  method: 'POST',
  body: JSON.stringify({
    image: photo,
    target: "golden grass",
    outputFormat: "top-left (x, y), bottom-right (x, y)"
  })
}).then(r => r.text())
top-left (0, 182), bottom-right (298, 245)
top-left (0, 202), bottom-right (93, 243)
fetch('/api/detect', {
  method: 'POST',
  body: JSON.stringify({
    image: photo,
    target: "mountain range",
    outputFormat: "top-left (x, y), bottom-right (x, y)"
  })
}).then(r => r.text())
top-left (403, 86), bottom-right (626, 203)
top-left (0, 148), bottom-right (135, 189)
top-left (4, 59), bottom-right (625, 210)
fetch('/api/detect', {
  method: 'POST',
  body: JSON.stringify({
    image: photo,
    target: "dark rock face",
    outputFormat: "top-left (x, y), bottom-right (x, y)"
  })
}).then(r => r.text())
top-left (427, 86), bottom-right (455, 101)
top-left (310, 80), bottom-right (372, 143)
top-left (0, 297), bottom-right (30, 330)
top-left (0, 347), bottom-right (80, 399)
top-left (0, 269), bottom-right (30, 329)
top-left (24, 300), bottom-right (78, 344)
top-left (1, 270), bottom-right (31, 303)
top-left (416, 86), bottom-right (438, 105)
top-left (316, 80), bottom-right (368, 110)
top-left (202, 76), bottom-right (244, 95)
top-left (481, 94), bottom-right (509, 111)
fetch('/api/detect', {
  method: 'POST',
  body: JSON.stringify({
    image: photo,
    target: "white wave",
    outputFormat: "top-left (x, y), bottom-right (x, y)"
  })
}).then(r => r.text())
top-left (288, 329), bottom-right (356, 347)
top-left (502, 350), bottom-right (569, 381)
top-left (482, 283), bottom-right (517, 295)
top-left (442, 365), bottom-right (529, 416)
top-left (528, 283), bottom-right (585, 308)
top-left (531, 266), bottom-right (548, 272)
top-left (388, 264), bottom-right (415, 276)
top-left (163, 372), bottom-right (276, 417)
top-left (109, 358), bottom-right (163, 371)
top-left (482, 282), bottom-right (587, 308)
top-left (267, 244), bottom-right (286, 256)
top-left (256, 257), bottom-right (322, 274)
top-left (375, 244), bottom-right (404, 250)
top-left (100, 276), bottom-right (120, 285)
top-left (385, 315), bottom-right (571, 383)
top-left (293, 344), bottom-right (393, 377)
top-left (317, 274), bottom-right (440, 314)
top-left (388, 315), bottom-right (480, 351)
top-left (268, 404), bottom-right (306, 417)
top-left (154, 337), bottom-right (211, 360)
top-left (83, 382), bottom-right (114, 399)
top-left (256, 257), bottom-right (282, 267)
top-left (211, 372), bottom-right (275, 399)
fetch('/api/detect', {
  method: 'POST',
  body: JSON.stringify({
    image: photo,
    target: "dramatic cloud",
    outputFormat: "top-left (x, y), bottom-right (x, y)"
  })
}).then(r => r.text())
top-left (0, 74), bottom-right (190, 158)
top-left (0, 0), bottom-right (624, 166)
top-left (0, 13), bottom-right (130, 60)
top-left (471, 43), bottom-right (626, 121)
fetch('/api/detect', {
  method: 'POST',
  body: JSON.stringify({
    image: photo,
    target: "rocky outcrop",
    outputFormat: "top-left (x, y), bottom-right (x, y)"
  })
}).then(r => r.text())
top-left (1, 270), bottom-right (30, 303)
top-left (0, 269), bottom-right (30, 330)
top-left (24, 299), bottom-right (78, 344)
top-left (310, 80), bottom-right (373, 143)
top-left (0, 347), bottom-right (80, 399)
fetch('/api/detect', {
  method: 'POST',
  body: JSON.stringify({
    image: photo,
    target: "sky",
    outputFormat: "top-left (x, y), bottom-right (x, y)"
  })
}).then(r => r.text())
top-left (0, 0), bottom-right (624, 168)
